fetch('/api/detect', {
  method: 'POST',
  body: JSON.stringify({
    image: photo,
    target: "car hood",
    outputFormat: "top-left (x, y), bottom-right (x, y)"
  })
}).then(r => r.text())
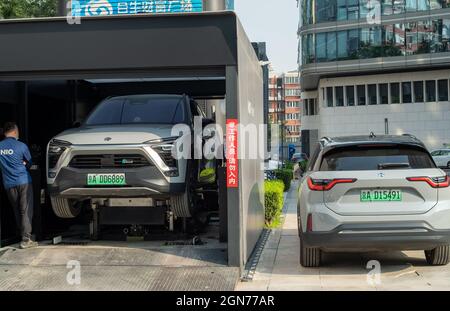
top-left (53, 124), bottom-right (177, 145)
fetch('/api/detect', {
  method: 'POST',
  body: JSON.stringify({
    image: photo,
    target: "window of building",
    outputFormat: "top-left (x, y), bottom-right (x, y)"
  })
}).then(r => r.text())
top-left (327, 32), bottom-right (337, 61)
top-left (430, 0), bottom-right (450, 9)
top-left (326, 87), bottom-right (334, 107)
top-left (379, 83), bottom-right (389, 104)
top-left (346, 85), bottom-right (355, 106)
top-left (285, 89), bottom-right (300, 96)
top-left (357, 85), bottom-right (366, 105)
top-left (416, 20), bottom-right (433, 55)
top-left (417, 0), bottom-right (430, 11)
top-left (438, 79), bottom-right (449, 101)
top-left (302, 18), bottom-right (450, 66)
top-left (406, 21), bottom-right (420, 55)
top-left (413, 81), bottom-right (424, 102)
top-left (382, 0), bottom-right (393, 15)
top-left (348, 0), bottom-right (359, 19)
top-left (304, 98), bottom-right (317, 116)
top-left (359, 0), bottom-right (369, 17)
top-left (316, 0), bottom-right (337, 23)
top-left (348, 29), bottom-right (359, 58)
top-left (316, 33), bottom-right (327, 63)
top-left (335, 86), bottom-right (344, 106)
top-left (402, 82), bottom-right (412, 103)
top-left (368, 84), bottom-right (377, 105)
top-left (285, 76), bottom-right (299, 84)
top-left (309, 98), bottom-right (317, 115)
top-left (426, 80), bottom-right (436, 102)
top-left (286, 101), bottom-right (300, 108)
top-left (393, 0), bottom-right (405, 13)
top-left (337, 31), bottom-right (348, 59)
top-left (405, 0), bottom-right (418, 12)
top-left (337, 0), bottom-right (347, 20)
top-left (391, 83), bottom-right (400, 104)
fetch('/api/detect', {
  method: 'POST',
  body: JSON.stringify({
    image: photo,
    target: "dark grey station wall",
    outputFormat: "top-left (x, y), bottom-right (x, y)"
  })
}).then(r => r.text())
top-left (0, 12), bottom-right (238, 79)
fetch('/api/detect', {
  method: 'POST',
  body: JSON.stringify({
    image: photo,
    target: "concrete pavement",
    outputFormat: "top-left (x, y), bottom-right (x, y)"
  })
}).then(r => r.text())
top-left (237, 181), bottom-right (450, 291)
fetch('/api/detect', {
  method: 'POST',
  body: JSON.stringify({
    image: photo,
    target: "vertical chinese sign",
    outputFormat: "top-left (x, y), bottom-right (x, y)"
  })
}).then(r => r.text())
top-left (226, 119), bottom-right (238, 188)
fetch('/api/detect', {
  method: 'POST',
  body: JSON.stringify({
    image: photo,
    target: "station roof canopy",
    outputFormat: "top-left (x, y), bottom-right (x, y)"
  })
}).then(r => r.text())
top-left (0, 12), bottom-right (240, 81)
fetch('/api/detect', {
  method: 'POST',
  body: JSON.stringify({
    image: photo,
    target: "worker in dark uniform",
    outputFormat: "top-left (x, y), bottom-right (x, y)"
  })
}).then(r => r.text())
top-left (0, 122), bottom-right (37, 249)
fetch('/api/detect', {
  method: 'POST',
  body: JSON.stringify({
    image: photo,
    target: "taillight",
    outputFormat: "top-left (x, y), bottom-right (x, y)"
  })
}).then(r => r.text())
top-left (406, 176), bottom-right (450, 188)
top-left (307, 177), bottom-right (357, 191)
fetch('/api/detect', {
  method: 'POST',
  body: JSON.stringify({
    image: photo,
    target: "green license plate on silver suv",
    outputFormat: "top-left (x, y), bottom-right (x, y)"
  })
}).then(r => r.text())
top-left (87, 174), bottom-right (126, 186)
top-left (360, 189), bottom-right (402, 202)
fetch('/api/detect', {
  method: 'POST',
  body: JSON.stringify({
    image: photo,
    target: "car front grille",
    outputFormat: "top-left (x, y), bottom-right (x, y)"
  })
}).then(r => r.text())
top-left (69, 154), bottom-right (152, 169)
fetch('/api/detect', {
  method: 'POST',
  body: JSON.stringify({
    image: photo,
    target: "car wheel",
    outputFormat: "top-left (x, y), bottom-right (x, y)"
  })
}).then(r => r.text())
top-left (170, 160), bottom-right (199, 218)
top-left (170, 191), bottom-right (195, 218)
top-left (425, 245), bottom-right (450, 266)
top-left (300, 233), bottom-right (321, 267)
top-left (447, 161), bottom-right (450, 169)
top-left (50, 196), bottom-right (81, 218)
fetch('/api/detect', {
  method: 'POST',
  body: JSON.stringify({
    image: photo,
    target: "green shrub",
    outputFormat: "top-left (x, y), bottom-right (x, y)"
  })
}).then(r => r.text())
top-left (298, 160), bottom-right (308, 172)
top-left (283, 161), bottom-right (294, 170)
top-left (274, 168), bottom-right (293, 191)
top-left (264, 180), bottom-right (285, 226)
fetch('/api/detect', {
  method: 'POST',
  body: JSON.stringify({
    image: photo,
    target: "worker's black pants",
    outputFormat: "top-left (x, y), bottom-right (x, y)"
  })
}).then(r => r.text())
top-left (6, 184), bottom-right (33, 241)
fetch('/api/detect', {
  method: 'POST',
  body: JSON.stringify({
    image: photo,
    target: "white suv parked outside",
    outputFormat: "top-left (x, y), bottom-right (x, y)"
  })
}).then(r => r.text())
top-left (298, 135), bottom-right (450, 267)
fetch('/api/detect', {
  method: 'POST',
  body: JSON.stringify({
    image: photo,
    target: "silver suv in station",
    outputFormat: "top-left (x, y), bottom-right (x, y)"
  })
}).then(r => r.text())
top-left (298, 135), bottom-right (450, 267)
top-left (47, 94), bottom-right (214, 225)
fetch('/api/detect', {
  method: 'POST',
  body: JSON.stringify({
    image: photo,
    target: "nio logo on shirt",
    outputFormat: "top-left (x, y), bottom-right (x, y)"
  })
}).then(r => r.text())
top-left (0, 149), bottom-right (14, 156)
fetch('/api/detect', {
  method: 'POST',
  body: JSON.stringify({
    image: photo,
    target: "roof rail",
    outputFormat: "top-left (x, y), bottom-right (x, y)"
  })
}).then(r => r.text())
top-left (319, 137), bottom-right (333, 146)
top-left (402, 133), bottom-right (418, 140)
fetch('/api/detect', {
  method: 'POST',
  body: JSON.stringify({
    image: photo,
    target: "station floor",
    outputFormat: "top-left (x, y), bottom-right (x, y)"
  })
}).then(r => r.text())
top-left (0, 223), bottom-right (237, 291)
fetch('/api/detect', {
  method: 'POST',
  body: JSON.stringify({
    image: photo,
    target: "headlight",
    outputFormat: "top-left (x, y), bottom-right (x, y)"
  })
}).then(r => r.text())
top-left (48, 139), bottom-right (71, 171)
top-left (145, 137), bottom-right (179, 176)
top-left (143, 136), bottom-right (180, 145)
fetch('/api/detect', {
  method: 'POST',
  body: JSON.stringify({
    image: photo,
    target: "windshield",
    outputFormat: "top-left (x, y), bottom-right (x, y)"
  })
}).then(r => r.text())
top-left (320, 146), bottom-right (436, 171)
top-left (85, 96), bottom-right (185, 125)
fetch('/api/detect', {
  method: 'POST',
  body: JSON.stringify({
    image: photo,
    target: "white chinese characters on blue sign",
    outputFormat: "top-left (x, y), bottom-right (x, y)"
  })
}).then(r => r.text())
top-left (71, 0), bottom-right (203, 16)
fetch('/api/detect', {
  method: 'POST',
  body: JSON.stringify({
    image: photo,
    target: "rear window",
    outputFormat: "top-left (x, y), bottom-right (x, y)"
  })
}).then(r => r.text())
top-left (320, 146), bottom-right (435, 171)
top-left (86, 97), bottom-right (185, 125)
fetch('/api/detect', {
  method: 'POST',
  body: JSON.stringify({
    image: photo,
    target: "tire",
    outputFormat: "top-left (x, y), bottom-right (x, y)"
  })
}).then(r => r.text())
top-left (170, 191), bottom-right (194, 218)
top-left (300, 234), bottom-right (321, 267)
top-left (50, 196), bottom-right (81, 218)
top-left (447, 161), bottom-right (450, 169)
top-left (425, 245), bottom-right (450, 266)
top-left (170, 160), bottom-right (198, 218)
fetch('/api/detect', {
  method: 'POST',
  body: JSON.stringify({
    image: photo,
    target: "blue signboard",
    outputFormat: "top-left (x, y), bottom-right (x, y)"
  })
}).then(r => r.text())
top-left (71, 0), bottom-right (203, 16)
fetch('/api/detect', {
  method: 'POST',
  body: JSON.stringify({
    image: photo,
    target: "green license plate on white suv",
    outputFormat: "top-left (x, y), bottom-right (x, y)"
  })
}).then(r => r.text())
top-left (87, 174), bottom-right (126, 186)
top-left (360, 189), bottom-right (402, 202)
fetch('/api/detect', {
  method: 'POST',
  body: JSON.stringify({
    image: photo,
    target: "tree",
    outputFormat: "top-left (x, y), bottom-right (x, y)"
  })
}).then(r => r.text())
top-left (0, 0), bottom-right (57, 19)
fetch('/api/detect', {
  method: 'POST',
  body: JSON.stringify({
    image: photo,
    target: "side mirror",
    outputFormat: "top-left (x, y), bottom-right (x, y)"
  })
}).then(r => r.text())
top-left (73, 121), bottom-right (82, 128)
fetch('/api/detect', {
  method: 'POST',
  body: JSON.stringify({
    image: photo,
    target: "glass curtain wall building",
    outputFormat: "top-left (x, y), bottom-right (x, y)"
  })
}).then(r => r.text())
top-left (298, 0), bottom-right (450, 155)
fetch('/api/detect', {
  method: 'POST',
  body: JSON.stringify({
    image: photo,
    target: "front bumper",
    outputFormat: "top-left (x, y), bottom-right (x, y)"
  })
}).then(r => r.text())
top-left (302, 222), bottom-right (450, 252)
top-left (48, 166), bottom-right (186, 199)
